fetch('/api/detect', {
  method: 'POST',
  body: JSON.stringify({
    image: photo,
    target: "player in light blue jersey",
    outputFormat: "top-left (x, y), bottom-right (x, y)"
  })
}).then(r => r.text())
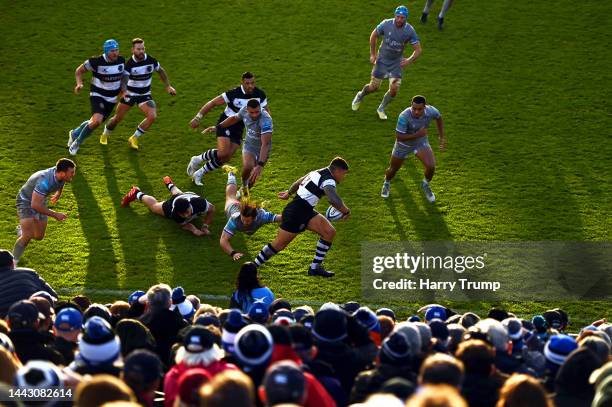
top-left (421, 0), bottom-right (455, 30)
top-left (202, 99), bottom-right (273, 188)
top-left (13, 158), bottom-right (76, 264)
top-left (381, 95), bottom-right (446, 202)
top-left (219, 165), bottom-right (281, 261)
top-left (351, 5), bottom-right (422, 120)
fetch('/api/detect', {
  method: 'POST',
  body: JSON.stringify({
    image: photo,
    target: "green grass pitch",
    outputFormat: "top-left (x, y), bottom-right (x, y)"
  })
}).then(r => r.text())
top-left (0, 1), bottom-right (609, 326)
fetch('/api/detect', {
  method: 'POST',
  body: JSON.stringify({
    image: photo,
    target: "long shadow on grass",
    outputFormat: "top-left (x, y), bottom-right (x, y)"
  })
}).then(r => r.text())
top-left (102, 149), bottom-right (158, 290)
top-left (71, 172), bottom-right (119, 290)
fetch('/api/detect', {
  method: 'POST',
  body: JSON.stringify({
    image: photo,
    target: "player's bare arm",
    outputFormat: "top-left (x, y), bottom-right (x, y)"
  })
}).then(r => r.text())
top-left (190, 94), bottom-right (226, 128)
top-left (74, 64), bottom-right (87, 94)
top-left (31, 192), bottom-right (66, 221)
top-left (369, 29), bottom-right (379, 64)
top-left (323, 185), bottom-right (350, 218)
top-left (400, 42), bottom-right (422, 68)
top-left (220, 231), bottom-right (243, 260)
top-left (248, 132), bottom-right (272, 185)
top-left (157, 67), bottom-right (176, 95)
top-left (436, 116), bottom-right (446, 150)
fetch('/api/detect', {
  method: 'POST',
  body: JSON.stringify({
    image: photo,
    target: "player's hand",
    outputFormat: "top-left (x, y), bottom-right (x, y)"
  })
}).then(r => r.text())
top-left (248, 166), bottom-right (263, 186)
top-left (50, 193), bottom-right (61, 205)
top-left (370, 53), bottom-right (377, 64)
top-left (54, 212), bottom-right (68, 221)
top-left (200, 225), bottom-right (211, 236)
top-left (202, 126), bottom-right (216, 134)
top-left (232, 252), bottom-right (244, 261)
top-left (439, 137), bottom-right (447, 151)
top-left (74, 83), bottom-right (83, 95)
top-left (341, 208), bottom-right (351, 220)
top-left (278, 190), bottom-right (290, 200)
top-left (167, 85), bottom-right (177, 96)
top-left (415, 127), bottom-right (428, 137)
top-left (400, 58), bottom-right (412, 68)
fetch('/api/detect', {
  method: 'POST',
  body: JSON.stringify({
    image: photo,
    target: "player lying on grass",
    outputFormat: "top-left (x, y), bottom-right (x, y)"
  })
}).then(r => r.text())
top-left (252, 157), bottom-right (350, 278)
top-left (219, 165), bottom-right (281, 261)
top-left (120, 177), bottom-right (214, 236)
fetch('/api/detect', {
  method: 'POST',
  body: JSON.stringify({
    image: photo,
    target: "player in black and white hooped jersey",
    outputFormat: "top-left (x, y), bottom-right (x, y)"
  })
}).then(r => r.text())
top-left (101, 38), bottom-right (176, 150)
top-left (252, 157), bottom-right (351, 278)
top-left (67, 39), bottom-right (125, 155)
top-left (187, 72), bottom-right (270, 183)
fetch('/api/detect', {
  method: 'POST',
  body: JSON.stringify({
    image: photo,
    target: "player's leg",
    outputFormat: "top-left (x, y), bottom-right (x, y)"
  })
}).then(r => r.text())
top-left (70, 97), bottom-right (114, 154)
top-left (352, 75), bottom-right (383, 110)
top-left (162, 176), bottom-right (182, 196)
top-left (381, 143), bottom-right (409, 198)
top-left (12, 215), bottom-right (38, 263)
top-left (438, 0), bottom-right (454, 30)
top-left (377, 77), bottom-right (401, 120)
top-left (128, 99), bottom-right (157, 150)
top-left (102, 100), bottom-right (133, 143)
top-left (421, 0), bottom-right (435, 23)
top-left (305, 214), bottom-right (336, 277)
top-left (224, 165), bottom-right (239, 212)
top-left (192, 137), bottom-right (240, 186)
top-left (415, 144), bottom-right (437, 202)
top-left (253, 228), bottom-right (297, 267)
top-left (241, 151), bottom-right (257, 188)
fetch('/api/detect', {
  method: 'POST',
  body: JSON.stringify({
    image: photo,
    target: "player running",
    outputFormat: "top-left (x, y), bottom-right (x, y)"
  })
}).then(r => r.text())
top-left (351, 5), bottom-right (422, 120)
top-left (68, 39), bottom-right (125, 155)
top-left (200, 99), bottom-right (273, 188)
top-left (252, 157), bottom-right (350, 278)
top-left (101, 38), bottom-right (176, 150)
top-left (188, 72), bottom-right (270, 185)
top-left (420, 0), bottom-right (455, 30)
top-left (120, 177), bottom-right (214, 237)
top-left (220, 166), bottom-right (281, 261)
top-left (381, 95), bottom-right (446, 202)
top-left (13, 159), bottom-right (76, 264)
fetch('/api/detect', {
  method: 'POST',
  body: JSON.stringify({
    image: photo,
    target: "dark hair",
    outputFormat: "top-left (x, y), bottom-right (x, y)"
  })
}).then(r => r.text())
top-left (329, 156), bottom-right (349, 171)
top-left (56, 158), bottom-right (76, 173)
top-left (240, 201), bottom-right (258, 218)
top-left (0, 250), bottom-right (14, 268)
top-left (419, 354), bottom-right (465, 388)
top-left (412, 95), bottom-right (427, 105)
top-left (455, 339), bottom-right (495, 377)
top-left (246, 98), bottom-right (260, 109)
top-left (132, 38), bottom-right (144, 45)
top-left (241, 71), bottom-right (254, 80)
top-left (235, 262), bottom-right (262, 305)
top-left (173, 198), bottom-right (190, 215)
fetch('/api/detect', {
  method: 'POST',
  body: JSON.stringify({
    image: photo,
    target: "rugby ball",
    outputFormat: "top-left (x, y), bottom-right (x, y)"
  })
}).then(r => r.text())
top-left (325, 206), bottom-right (343, 221)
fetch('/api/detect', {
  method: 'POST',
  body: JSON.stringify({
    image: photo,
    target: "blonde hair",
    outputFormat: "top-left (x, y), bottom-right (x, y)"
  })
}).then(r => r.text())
top-left (406, 384), bottom-right (467, 407)
top-left (75, 374), bottom-right (136, 406)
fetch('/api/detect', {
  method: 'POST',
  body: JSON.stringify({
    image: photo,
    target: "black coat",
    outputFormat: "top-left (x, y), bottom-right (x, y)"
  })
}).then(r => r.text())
top-left (139, 308), bottom-right (188, 366)
top-left (350, 363), bottom-right (417, 404)
top-left (460, 372), bottom-right (507, 407)
top-left (51, 337), bottom-right (78, 365)
top-left (9, 329), bottom-right (64, 365)
top-left (0, 266), bottom-right (57, 317)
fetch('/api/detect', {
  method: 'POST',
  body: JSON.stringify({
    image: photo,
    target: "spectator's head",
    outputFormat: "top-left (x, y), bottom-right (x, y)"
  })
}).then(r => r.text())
top-left (292, 305), bottom-right (314, 322)
top-left (29, 296), bottom-right (54, 332)
top-left (171, 287), bottom-right (196, 322)
top-left (72, 295), bottom-right (92, 312)
top-left (234, 324), bottom-right (273, 369)
top-left (456, 340), bottom-right (496, 377)
top-left (419, 353), bottom-right (465, 389)
top-left (110, 301), bottom-right (130, 321)
top-left (75, 374), bottom-right (136, 406)
top-left (7, 300), bottom-right (41, 330)
top-left (187, 294), bottom-right (201, 311)
top-left (199, 370), bottom-right (255, 407)
top-left (487, 308), bottom-right (509, 322)
top-left (29, 291), bottom-right (57, 306)
top-left (354, 306), bottom-right (381, 333)
top-left (115, 318), bottom-right (156, 357)
top-left (236, 262), bottom-right (262, 292)
top-left (459, 312), bottom-right (480, 329)
top-left (502, 318), bottom-right (524, 343)
top-left (590, 361), bottom-right (612, 389)
top-left (380, 331), bottom-right (412, 366)
top-left (376, 307), bottom-right (396, 322)
top-left (476, 319), bottom-right (509, 353)
top-left (248, 302), bottom-right (269, 325)
top-left (269, 298), bottom-right (292, 314)
top-left (195, 312), bottom-right (221, 328)
top-left (579, 335), bottom-right (611, 365)
top-left (542, 310), bottom-right (563, 331)
top-left (145, 283), bottom-right (172, 311)
top-left (341, 301), bottom-right (361, 314)
top-left (78, 316), bottom-right (121, 366)
top-left (496, 373), bottom-right (552, 407)
top-left (0, 250), bottom-right (14, 269)
top-left (122, 349), bottom-right (163, 399)
top-left (83, 303), bottom-right (112, 324)
top-left (177, 368), bottom-right (212, 406)
top-left (271, 309), bottom-right (295, 326)
top-left (544, 334), bottom-right (577, 369)
top-left (413, 322), bottom-right (433, 353)
top-left (555, 347), bottom-right (603, 398)
top-left (0, 346), bottom-right (20, 386)
top-left (393, 322), bottom-right (422, 358)
top-left (289, 324), bottom-right (315, 362)
top-left (425, 306), bottom-right (447, 322)
top-left (447, 324), bottom-right (466, 354)
top-left (406, 384), bottom-right (467, 407)
top-left (222, 309), bottom-right (248, 354)
top-left (592, 375), bottom-right (612, 407)
top-left (260, 360), bottom-right (306, 406)
top-left (53, 306), bottom-right (83, 341)
top-left (429, 319), bottom-right (450, 347)
top-left (15, 360), bottom-right (63, 387)
top-left (128, 290), bottom-right (146, 306)
top-left (532, 315), bottom-right (548, 334)
top-left (378, 315), bottom-right (395, 341)
top-left (177, 326), bottom-right (223, 367)
top-left (379, 377), bottom-right (415, 403)
top-left (312, 308), bottom-right (347, 344)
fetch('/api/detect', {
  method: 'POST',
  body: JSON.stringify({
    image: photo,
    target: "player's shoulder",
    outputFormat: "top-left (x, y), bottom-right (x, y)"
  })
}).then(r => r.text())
top-left (226, 86), bottom-right (242, 97)
top-left (253, 87), bottom-right (267, 98)
top-left (426, 105), bottom-right (440, 116)
top-left (116, 55), bottom-right (126, 64)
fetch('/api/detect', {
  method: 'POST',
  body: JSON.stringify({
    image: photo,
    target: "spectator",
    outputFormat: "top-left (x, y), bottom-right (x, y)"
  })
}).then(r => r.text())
top-left (378, 315), bottom-right (394, 341)
top-left (419, 353), bottom-right (464, 389)
top-left (233, 324), bottom-right (274, 389)
top-left (351, 331), bottom-right (416, 403)
top-left (428, 319), bottom-right (450, 353)
top-left (122, 349), bottom-right (164, 407)
top-left (406, 384), bottom-right (467, 407)
top-left (393, 322), bottom-right (423, 369)
top-left (447, 323), bottom-right (466, 354)
top-left (0, 250), bottom-right (57, 317)
top-left (15, 360), bottom-right (63, 389)
top-left (248, 302), bottom-right (269, 325)
top-left (455, 339), bottom-right (506, 407)
top-left (578, 335), bottom-right (610, 365)
top-left (7, 299), bottom-right (63, 364)
top-left (172, 287), bottom-right (196, 322)
top-left (110, 301), bottom-right (131, 323)
top-left (72, 294), bottom-right (91, 312)
top-left (115, 318), bottom-right (157, 358)
top-left (221, 309), bottom-right (248, 357)
top-left (477, 319), bottom-right (527, 375)
top-left (376, 307), bottom-right (396, 322)
top-left (459, 312), bottom-right (480, 329)
top-left (379, 377), bottom-right (415, 403)
top-left (554, 347), bottom-right (603, 407)
top-left (29, 296), bottom-right (54, 335)
top-left (259, 360), bottom-right (306, 406)
top-left (592, 375), bottom-right (612, 407)
top-left (51, 306), bottom-right (82, 364)
top-left (0, 346), bottom-right (21, 385)
top-left (293, 305), bottom-right (314, 322)
top-left (495, 373), bottom-right (552, 407)
top-left (268, 298), bottom-right (292, 315)
top-left (353, 307), bottom-right (382, 347)
top-left (199, 369), bottom-right (255, 407)
top-left (187, 294), bottom-right (201, 312)
top-left (70, 316), bottom-right (122, 376)
top-left (164, 326), bottom-right (238, 407)
top-left (229, 262), bottom-right (275, 313)
top-left (139, 283), bottom-right (188, 366)
top-left (75, 374), bottom-right (136, 406)
top-left (542, 334), bottom-right (578, 391)
top-left (175, 368), bottom-right (212, 407)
